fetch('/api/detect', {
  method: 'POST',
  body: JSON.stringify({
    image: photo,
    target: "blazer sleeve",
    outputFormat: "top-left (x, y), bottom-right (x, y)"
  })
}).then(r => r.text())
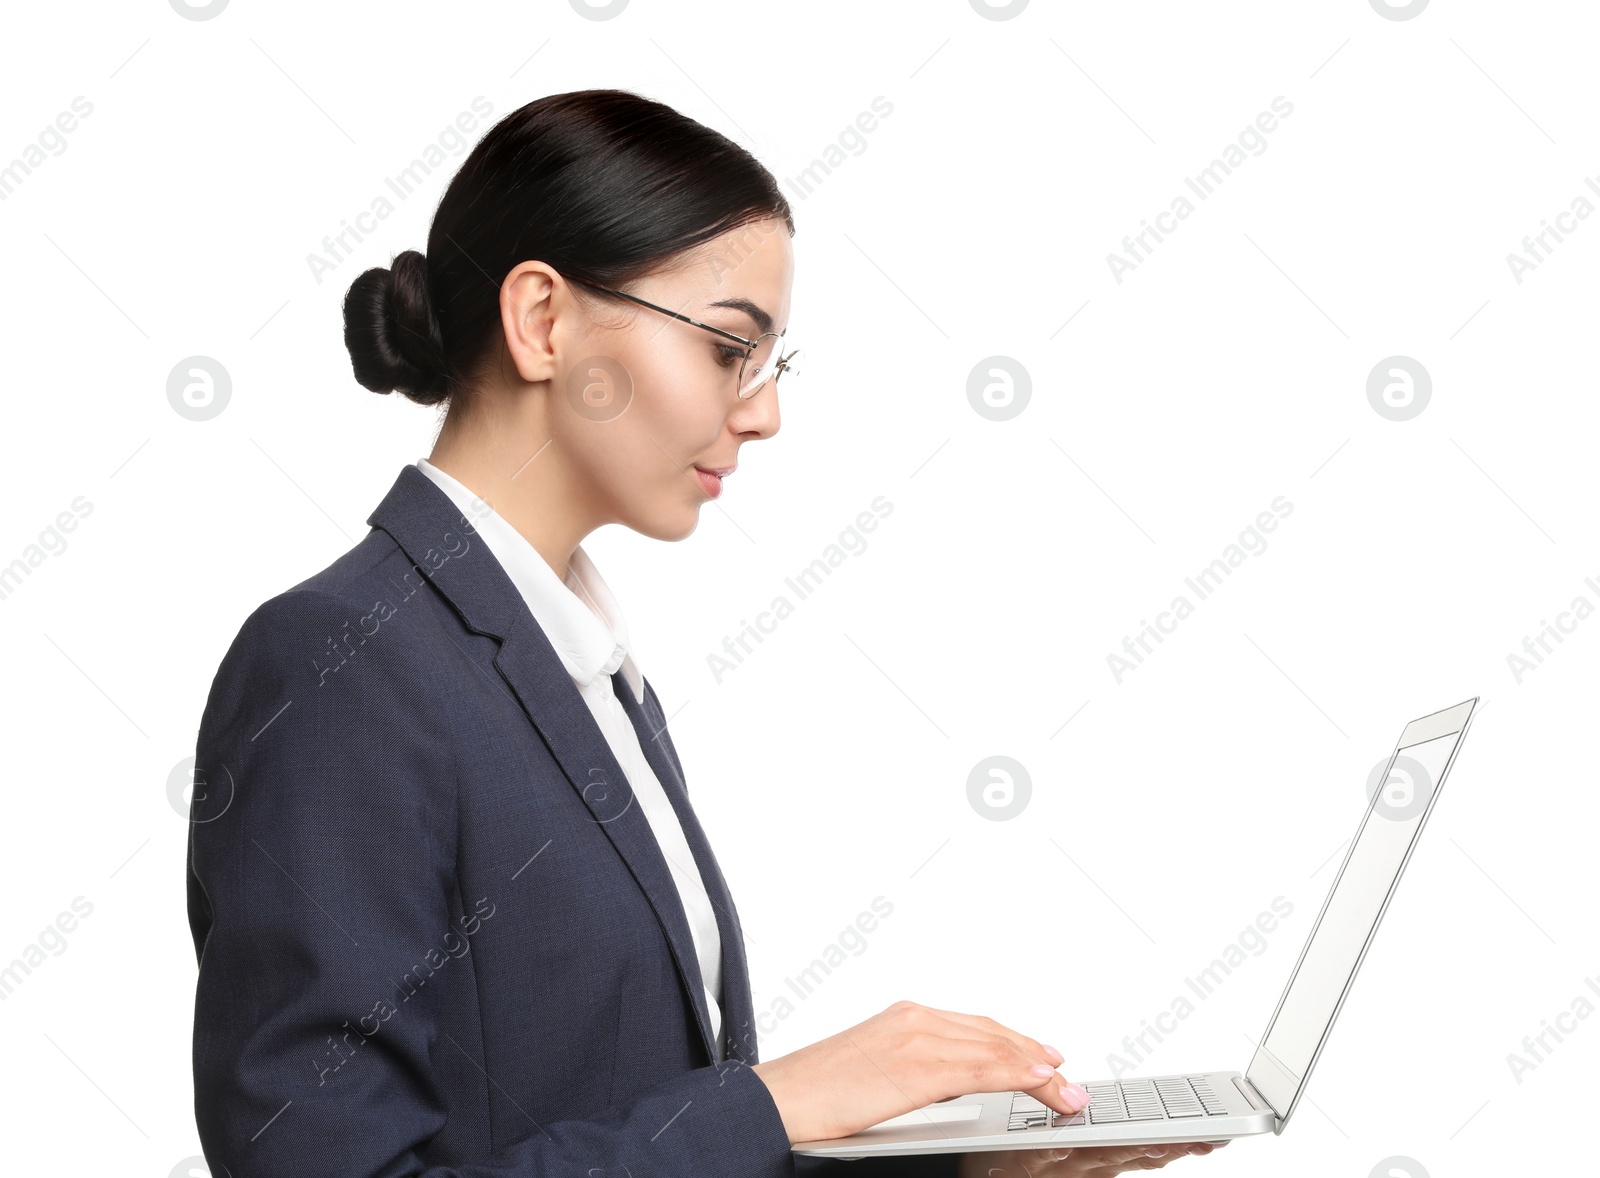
top-left (186, 589), bottom-right (801, 1178)
top-left (797, 1152), bottom-right (962, 1177)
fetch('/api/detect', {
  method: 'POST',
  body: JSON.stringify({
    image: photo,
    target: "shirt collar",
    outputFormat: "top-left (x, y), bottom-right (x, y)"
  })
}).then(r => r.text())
top-left (415, 457), bottom-right (644, 702)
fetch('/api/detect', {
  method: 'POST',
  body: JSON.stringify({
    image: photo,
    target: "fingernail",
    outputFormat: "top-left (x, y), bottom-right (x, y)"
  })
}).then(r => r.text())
top-left (1144, 1147), bottom-right (1167, 1158)
top-left (1029, 1063), bottom-right (1055, 1079)
top-left (1040, 1043), bottom-right (1064, 1064)
top-left (1060, 1083), bottom-right (1089, 1109)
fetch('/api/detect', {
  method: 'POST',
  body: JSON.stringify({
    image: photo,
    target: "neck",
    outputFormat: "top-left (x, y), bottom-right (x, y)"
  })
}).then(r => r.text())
top-left (427, 392), bottom-right (599, 583)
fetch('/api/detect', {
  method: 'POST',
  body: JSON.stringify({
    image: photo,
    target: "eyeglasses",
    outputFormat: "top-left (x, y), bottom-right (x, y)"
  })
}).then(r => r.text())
top-left (566, 274), bottom-right (799, 399)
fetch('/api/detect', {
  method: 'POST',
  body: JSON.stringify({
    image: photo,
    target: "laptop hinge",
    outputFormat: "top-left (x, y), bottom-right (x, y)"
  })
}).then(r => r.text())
top-left (1232, 1075), bottom-right (1272, 1113)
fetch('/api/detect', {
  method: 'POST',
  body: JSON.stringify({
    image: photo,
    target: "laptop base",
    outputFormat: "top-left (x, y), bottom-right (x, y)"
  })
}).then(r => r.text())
top-left (792, 1070), bottom-right (1277, 1159)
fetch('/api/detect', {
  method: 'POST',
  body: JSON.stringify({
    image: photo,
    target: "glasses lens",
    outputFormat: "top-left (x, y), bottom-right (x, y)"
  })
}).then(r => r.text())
top-left (738, 334), bottom-right (781, 397)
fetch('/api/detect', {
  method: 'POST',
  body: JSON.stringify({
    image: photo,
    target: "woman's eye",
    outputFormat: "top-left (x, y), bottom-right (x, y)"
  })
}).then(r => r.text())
top-left (714, 345), bottom-right (743, 368)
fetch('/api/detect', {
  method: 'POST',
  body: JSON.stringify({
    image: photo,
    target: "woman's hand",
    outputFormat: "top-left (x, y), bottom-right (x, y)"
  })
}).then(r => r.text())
top-left (957, 1140), bottom-right (1229, 1177)
top-left (748, 1000), bottom-right (1089, 1145)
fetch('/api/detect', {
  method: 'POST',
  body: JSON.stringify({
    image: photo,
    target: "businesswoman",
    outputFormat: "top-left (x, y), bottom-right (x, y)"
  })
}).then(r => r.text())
top-left (187, 89), bottom-right (1221, 1178)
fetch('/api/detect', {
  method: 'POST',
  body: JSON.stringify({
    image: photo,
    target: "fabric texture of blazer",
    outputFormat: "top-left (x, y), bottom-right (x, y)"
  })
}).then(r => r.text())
top-left (187, 463), bottom-right (960, 1177)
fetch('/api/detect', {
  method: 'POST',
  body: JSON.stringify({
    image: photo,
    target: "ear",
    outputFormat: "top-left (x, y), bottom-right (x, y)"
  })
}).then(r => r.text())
top-left (499, 261), bottom-right (562, 384)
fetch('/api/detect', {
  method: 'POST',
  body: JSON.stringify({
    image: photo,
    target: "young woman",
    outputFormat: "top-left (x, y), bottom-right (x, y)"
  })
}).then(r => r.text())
top-left (186, 88), bottom-right (1222, 1178)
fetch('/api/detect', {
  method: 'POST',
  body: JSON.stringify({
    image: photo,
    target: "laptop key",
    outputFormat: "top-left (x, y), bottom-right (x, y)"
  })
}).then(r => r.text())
top-left (1087, 1105), bottom-right (1128, 1123)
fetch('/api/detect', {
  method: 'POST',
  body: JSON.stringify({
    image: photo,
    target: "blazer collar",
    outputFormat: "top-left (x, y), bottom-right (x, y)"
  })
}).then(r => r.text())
top-left (412, 457), bottom-right (644, 702)
top-left (366, 463), bottom-right (732, 1064)
top-left (366, 463), bottom-right (526, 641)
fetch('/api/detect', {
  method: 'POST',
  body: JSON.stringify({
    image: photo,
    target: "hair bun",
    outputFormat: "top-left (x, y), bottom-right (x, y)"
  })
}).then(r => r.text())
top-left (343, 249), bottom-right (450, 404)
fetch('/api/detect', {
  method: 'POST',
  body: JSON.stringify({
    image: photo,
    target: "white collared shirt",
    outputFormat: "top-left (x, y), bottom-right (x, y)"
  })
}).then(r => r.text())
top-left (415, 457), bottom-right (724, 1061)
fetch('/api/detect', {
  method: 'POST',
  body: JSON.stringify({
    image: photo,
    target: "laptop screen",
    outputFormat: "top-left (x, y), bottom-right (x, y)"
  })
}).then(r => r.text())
top-left (1245, 700), bottom-right (1474, 1124)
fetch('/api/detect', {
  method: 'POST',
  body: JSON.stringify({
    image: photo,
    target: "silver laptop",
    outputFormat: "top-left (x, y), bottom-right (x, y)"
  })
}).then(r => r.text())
top-left (794, 697), bottom-right (1477, 1159)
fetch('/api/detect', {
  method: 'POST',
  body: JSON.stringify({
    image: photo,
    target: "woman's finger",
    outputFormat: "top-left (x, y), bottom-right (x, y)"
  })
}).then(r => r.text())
top-left (923, 1030), bottom-right (1091, 1116)
top-left (912, 1003), bottom-right (1068, 1067)
top-left (1075, 1141), bottom-right (1219, 1174)
top-left (903, 1005), bottom-right (1090, 1112)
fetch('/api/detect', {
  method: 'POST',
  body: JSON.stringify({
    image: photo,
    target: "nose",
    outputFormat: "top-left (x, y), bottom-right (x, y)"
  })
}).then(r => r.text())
top-left (732, 380), bottom-right (781, 440)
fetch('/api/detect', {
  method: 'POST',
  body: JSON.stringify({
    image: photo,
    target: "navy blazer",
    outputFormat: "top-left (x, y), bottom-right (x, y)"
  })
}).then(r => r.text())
top-left (187, 463), bottom-right (959, 1177)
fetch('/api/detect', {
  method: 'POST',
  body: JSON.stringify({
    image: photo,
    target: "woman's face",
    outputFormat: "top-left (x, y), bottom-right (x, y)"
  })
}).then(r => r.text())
top-left (536, 217), bottom-right (794, 542)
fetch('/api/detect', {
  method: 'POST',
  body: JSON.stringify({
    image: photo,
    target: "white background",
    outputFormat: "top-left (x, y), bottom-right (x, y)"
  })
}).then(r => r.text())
top-left (1, 1), bottom-right (1594, 1175)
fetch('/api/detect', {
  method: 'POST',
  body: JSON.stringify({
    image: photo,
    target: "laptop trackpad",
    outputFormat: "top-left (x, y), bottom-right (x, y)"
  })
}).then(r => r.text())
top-left (864, 1102), bottom-right (986, 1131)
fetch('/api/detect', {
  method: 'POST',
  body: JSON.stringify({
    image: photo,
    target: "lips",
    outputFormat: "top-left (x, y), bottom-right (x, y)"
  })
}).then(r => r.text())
top-left (692, 464), bottom-right (732, 500)
top-left (693, 464), bottom-right (736, 477)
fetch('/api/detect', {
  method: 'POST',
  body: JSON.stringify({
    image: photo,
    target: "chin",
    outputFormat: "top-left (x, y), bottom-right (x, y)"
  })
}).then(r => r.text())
top-left (630, 505), bottom-right (700, 542)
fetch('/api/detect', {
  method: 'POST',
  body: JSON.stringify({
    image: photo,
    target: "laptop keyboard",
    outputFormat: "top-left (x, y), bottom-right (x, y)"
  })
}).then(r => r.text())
top-left (1008, 1077), bottom-right (1229, 1130)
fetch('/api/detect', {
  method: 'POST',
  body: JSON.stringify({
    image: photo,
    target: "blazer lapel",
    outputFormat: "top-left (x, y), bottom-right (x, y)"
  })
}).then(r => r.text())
top-left (610, 672), bottom-right (760, 1067)
top-left (367, 464), bottom-right (721, 1065)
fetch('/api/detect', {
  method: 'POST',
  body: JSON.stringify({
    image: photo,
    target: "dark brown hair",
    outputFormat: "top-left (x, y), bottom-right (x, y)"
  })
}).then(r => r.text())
top-left (342, 88), bottom-right (794, 406)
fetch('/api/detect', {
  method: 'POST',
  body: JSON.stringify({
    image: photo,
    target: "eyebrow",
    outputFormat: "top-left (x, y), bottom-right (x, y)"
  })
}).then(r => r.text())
top-left (704, 296), bottom-right (773, 336)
